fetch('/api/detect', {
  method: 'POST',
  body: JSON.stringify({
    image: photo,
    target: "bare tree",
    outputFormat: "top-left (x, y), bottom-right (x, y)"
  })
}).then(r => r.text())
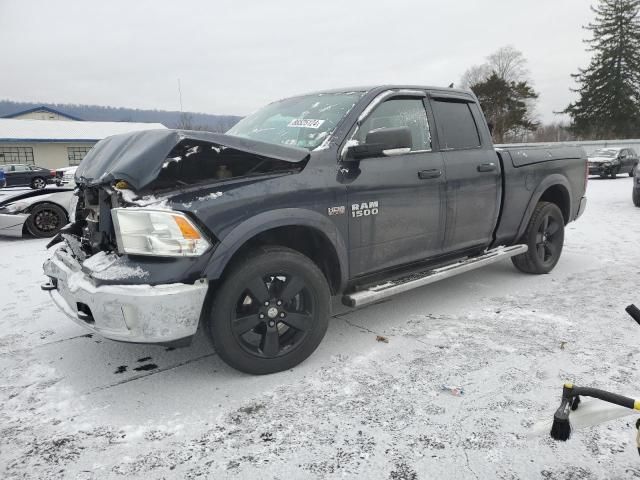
top-left (460, 64), bottom-right (492, 89)
top-left (487, 45), bottom-right (529, 83)
top-left (460, 45), bottom-right (530, 89)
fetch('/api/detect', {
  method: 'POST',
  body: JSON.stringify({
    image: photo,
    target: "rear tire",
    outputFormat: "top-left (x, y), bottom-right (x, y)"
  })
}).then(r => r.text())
top-left (205, 246), bottom-right (330, 374)
top-left (633, 188), bottom-right (640, 207)
top-left (31, 177), bottom-right (46, 189)
top-left (26, 203), bottom-right (67, 238)
top-left (610, 168), bottom-right (618, 179)
top-left (631, 165), bottom-right (637, 177)
top-left (511, 202), bottom-right (565, 274)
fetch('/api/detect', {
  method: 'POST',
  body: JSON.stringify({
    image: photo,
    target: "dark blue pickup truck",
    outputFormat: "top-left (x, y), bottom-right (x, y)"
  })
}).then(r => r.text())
top-left (43, 85), bottom-right (588, 374)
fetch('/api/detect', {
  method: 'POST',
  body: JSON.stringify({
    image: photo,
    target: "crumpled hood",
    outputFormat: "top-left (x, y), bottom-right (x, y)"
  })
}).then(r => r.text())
top-left (74, 129), bottom-right (310, 191)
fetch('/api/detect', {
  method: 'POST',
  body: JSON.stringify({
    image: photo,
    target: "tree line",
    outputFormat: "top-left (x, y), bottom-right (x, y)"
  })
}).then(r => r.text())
top-left (462, 0), bottom-right (640, 143)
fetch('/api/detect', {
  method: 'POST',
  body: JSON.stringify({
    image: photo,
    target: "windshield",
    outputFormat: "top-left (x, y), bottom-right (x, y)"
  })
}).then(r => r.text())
top-left (592, 149), bottom-right (617, 157)
top-left (226, 92), bottom-right (365, 150)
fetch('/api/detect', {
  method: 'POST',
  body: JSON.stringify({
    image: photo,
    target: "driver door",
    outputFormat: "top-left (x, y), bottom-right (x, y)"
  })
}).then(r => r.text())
top-left (344, 95), bottom-right (446, 277)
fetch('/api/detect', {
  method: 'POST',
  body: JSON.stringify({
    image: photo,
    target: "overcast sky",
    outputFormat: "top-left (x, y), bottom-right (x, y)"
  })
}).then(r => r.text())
top-left (0, 0), bottom-right (595, 123)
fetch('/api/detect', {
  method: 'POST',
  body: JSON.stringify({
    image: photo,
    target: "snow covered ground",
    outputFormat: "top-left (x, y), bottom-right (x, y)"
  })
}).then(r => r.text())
top-left (1, 177), bottom-right (639, 479)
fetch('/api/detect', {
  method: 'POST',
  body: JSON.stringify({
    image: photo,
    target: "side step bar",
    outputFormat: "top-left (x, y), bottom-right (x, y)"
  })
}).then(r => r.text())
top-left (342, 244), bottom-right (528, 308)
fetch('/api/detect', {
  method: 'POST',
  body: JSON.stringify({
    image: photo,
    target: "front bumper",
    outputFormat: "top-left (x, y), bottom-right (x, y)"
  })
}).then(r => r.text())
top-left (43, 247), bottom-right (209, 343)
top-left (588, 164), bottom-right (614, 175)
top-left (0, 212), bottom-right (28, 237)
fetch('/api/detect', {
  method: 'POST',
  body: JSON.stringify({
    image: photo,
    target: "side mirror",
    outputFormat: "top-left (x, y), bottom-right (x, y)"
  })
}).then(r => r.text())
top-left (346, 127), bottom-right (412, 160)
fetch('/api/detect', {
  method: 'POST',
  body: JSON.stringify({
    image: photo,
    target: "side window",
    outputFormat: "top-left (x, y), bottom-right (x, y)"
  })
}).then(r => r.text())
top-left (356, 98), bottom-right (431, 151)
top-left (431, 99), bottom-right (481, 150)
top-left (13, 165), bottom-right (27, 172)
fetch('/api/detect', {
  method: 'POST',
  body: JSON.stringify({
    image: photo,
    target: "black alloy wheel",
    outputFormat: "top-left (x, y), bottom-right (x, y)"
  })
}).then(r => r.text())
top-left (232, 272), bottom-right (314, 359)
top-left (533, 213), bottom-right (562, 265)
top-left (26, 203), bottom-right (67, 238)
top-left (512, 201), bottom-right (565, 274)
top-left (206, 246), bottom-right (330, 374)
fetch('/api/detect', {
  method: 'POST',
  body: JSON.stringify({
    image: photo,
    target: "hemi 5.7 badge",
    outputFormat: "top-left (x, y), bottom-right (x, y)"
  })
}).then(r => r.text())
top-left (327, 206), bottom-right (346, 216)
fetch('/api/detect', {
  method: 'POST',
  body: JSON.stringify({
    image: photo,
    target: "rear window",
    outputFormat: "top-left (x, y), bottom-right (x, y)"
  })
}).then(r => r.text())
top-left (431, 100), bottom-right (481, 150)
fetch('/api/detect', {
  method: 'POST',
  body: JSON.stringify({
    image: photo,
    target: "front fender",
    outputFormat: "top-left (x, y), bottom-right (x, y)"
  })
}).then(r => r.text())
top-left (515, 174), bottom-right (572, 241)
top-left (203, 208), bottom-right (349, 289)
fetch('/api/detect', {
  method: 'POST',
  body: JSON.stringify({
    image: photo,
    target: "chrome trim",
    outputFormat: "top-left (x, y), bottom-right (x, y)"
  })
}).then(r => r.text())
top-left (343, 245), bottom-right (528, 308)
top-left (383, 147), bottom-right (411, 156)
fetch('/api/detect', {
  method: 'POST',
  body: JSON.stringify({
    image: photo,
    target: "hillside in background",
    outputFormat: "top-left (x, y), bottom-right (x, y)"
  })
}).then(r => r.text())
top-left (0, 100), bottom-right (242, 132)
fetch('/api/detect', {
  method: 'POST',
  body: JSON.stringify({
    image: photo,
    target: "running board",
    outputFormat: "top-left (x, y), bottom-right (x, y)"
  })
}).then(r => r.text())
top-left (342, 244), bottom-right (528, 308)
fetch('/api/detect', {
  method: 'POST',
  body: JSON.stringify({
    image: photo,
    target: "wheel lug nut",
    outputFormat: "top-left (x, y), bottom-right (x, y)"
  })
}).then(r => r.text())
top-left (280, 312), bottom-right (285, 318)
top-left (264, 301), bottom-right (269, 306)
top-left (276, 300), bottom-right (283, 306)
top-left (259, 313), bottom-right (265, 319)
top-left (268, 320), bottom-right (275, 327)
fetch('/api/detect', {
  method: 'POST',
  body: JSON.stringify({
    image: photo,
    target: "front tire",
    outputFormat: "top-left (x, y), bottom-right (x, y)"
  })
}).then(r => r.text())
top-left (511, 202), bottom-right (565, 274)
top-left (633, 188), bottom-right (640, 207)
top-left (206, 246), bottom-right (330, 374)
top-left (26, 203), bottom-right (68, 237)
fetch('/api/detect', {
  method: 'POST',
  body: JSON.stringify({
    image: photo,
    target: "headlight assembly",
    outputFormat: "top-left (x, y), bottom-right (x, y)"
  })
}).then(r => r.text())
top-left (111, 208), bottom-right (211, 257)
top-left (4, 201), bottom-right (30, 214)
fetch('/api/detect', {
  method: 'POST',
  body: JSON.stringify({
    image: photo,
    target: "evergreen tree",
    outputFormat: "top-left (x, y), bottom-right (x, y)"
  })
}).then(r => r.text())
top-left (471, 73), bottom-right (538, 143)
top-left (564, 0), bottom-right (640, 138)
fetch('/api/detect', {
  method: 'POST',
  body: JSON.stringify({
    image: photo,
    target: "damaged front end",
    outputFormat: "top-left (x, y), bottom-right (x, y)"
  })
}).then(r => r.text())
top-left (43, 129), bottom-right (309, 344)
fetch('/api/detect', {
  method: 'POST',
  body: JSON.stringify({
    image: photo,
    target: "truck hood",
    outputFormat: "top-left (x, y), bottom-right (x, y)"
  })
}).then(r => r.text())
top-left (74, 129), bottom-right (310, 191)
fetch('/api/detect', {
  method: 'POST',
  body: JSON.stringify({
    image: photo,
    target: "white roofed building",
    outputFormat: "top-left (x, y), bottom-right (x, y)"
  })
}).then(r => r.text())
top-left (0, 107), bottom-right (166, 169)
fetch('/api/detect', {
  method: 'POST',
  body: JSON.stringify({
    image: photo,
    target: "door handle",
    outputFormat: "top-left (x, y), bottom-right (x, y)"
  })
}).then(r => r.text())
top-left (477, 163), bottom-right (497, 172)
top-left (418, 169), bottom-right (442, 180)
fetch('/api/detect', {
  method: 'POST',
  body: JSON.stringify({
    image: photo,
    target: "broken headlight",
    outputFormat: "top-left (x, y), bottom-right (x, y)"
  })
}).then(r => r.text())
top-left (4, 200), bottom-right (29, 214)
top-left (111, 208), bottom-right (210, 257)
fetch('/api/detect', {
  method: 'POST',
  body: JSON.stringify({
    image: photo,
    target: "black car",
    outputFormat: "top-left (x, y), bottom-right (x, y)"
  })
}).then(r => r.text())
top-left (0, 164), bottom-right (56, 189)
top-left (588, 147), bottom-right (639, 178)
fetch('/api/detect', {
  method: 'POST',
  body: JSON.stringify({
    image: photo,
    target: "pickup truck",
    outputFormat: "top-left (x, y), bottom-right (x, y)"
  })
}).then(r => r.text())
top-left (42, 85), bottom-right (588, 374)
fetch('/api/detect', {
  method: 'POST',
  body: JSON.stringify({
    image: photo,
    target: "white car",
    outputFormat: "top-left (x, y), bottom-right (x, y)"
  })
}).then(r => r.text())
top-left (0, 189), bottom-right (75, 238)
top-left (55, 166), bottom-right (78, 187)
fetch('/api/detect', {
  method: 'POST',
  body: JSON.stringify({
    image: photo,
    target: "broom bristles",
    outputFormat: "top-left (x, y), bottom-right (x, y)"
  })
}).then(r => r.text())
top-left (550, 416), bottom-right (572, 441)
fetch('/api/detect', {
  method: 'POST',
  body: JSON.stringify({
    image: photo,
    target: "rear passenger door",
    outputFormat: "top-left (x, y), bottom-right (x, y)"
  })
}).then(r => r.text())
top-left (429, 96), bottom-right (501, 253)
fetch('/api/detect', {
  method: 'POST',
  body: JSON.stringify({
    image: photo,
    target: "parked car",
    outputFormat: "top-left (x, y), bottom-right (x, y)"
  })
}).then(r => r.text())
top-left (588, 147), bottom-right (639, 178)
top-left (633, 162), bottom-right (640, 207)
top-left (55, 166), bottom-right (78, 187)
top-left (0, 168), bottom-right (5, 188)
top-left (0, 189), bottom-right (74, 237)
top-left (42, 85), bottom-right (588, 374)
top-left (0, 163), bottom-right (56, 189)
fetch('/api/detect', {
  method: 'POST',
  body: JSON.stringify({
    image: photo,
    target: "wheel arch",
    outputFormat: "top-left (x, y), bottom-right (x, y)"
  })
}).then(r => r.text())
top-left (204, 208), bottom-right (349, 295)
top-left (516, 175), bottom-right (572, 241)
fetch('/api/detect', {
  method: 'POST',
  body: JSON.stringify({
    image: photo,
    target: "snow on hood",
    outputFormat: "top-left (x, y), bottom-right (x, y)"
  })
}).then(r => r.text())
top-left (74, 129), bottom-right (310, 191)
